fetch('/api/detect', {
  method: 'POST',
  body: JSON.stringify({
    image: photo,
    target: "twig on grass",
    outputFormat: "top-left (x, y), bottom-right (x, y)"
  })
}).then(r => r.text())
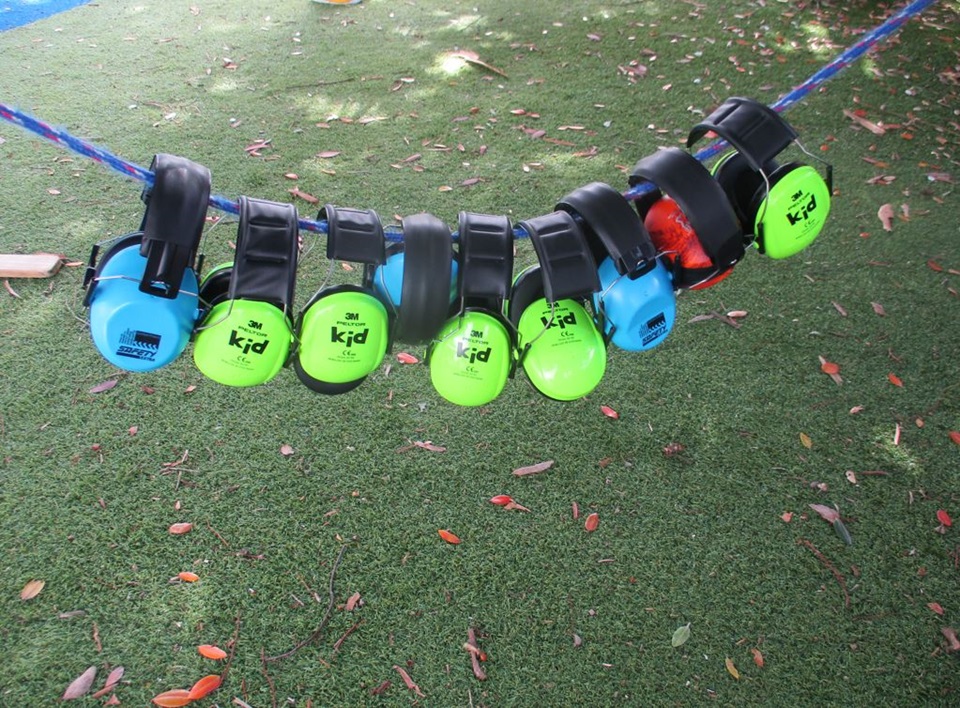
top-left (266, 544), bottom-right (348, 662)
top-left (392, 664), bottom-right (426, 698)
top-left (220, 614), bottom-right (243, 684)
top-left (207, 519), bottom-right (231, 547)
top-left (260, 647), bottom-right (277, 708)
top-left (332, 619), bottom-right (364, 655)
top-left (797, 538), bottom-right (850, 608)
top-left (465, 627), bottom-right (487, 681)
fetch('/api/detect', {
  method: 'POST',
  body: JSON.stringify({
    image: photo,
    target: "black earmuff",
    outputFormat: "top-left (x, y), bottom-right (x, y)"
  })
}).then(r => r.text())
top-left (688, 96), bottom-right (833, 259)
top-left (83, 153), bottom-right (210, 371)
top-left (192, 196), bottom-right (299, 387)
top-left (372, 212), bottom-right (457, 345)
top-left (426, 212), bottom-right (517, 407)
top-left (292, 205), bottom-right (390, 395)
top-left (629, 147), bottom-right (743, 291)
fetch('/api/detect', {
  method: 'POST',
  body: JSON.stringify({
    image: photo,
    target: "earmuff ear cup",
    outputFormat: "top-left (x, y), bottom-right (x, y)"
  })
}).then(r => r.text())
top-left (643, 197), bottom-right (734, 290)
top-left (428, 310), bottom-right (515, 407)
top-left (749, 162), bottom-right (831, 259)
top-left (293, 287), bottom-right (390, 394)
top-left (711, 151), bottom-right (765, 232)
top-left (509, 267), bottom-right (606, 402)
top-left (192, 300), bottom-right (292, 387)
top-left (373, 246), bottom-right (460, 343)
top-left (87, 237), bottom-right (199, 372)
top-left (198, 263), bottom-right (234, 313)
top-left (593, 256), bottom-right (676, 351)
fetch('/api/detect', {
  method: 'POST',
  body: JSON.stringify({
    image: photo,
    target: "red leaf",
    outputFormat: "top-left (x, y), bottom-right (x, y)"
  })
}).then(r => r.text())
top-left (62, 666), bottom-right (97, 701)
top-left (820, 360), bottom-right (840, 375)
top-left (489, 495), bottom-right (513, 506)
top-left (438, 529), bottom-right (461, 544)
top-left (949, 431), bottom-right (960, 446)
top-left (178, 571), bottom-right (200, 583)
top-left (928, 602), bottom-right (946, 616)
top-left (888, 373), bottom-right (903, 387)
top-left (188, 674), bottom-right (222, 701)
top-left (809, 504), bottom-right (840, 524)
top-left (89, 379), bottom-right (118, 394)
top-left (198, 644), bottom-right (228, 660)
top-left (280, 443), bottom-right (295, 456)
top-left (600, 405), bottom-right (620, 419)
top-left (92, 666), bottom-right (124, 699)
top-left (751, 647), bottom-right (764, 668)
top-left (937, 509), bottom-right (953, 528)
top-left (168, 522), bottom-right (193, 535)
top-left (584, 512), bottom-right (600, 532)
top-left (151, 689), bottom-right (193, 707)
top-left (396, 352), bottom-right (419, 364)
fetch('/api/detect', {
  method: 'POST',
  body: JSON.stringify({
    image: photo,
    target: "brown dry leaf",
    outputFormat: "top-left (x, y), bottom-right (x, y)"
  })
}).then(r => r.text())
top-left (725, 657), bottom-right (740, 680)
top-left (393, 664), bottom-right (426, 697)
top-left (91, 666), bottom-right (125, 700)
top-left (316, 150), bottom-right (341, 159)
top-left (20, 579), bottom-right (45, 601)
top-left (943, 627), bottom-right (960, 652)
top-left (3, 279), bottom-right (20, 298)
top-left (871, 301), bottom-right (886, 316)
top-left (280, 444), bottom-right (295, 457)
top-left (809, 503), bottom-right (840, 524)
top-left (413, 440), bottom-right (446, 452)
top-left (845, 470), bottom-right (858, 485)
top-left (89, 379), bottom-right (118, 394)
top-left (512, 460), bottom-right (554, 476)
top-left (449, 50), bottom-right (508, 78)
top-left (799, 432), bottom-right (813, 449)
top-left (751, 647), bottom-right (765, 668)
top-left (288, 187), bottom-right (319, 205)
top-left (61, 666), bottom-right (97, 701)
top-left (842, 108), bottom-right (886, 135)
top-left (168, 522), bottom-right (194, 535)
top-left (345, 591), bottom-right (362, 611)
top-left (878, 203), bottom-right (895, 231)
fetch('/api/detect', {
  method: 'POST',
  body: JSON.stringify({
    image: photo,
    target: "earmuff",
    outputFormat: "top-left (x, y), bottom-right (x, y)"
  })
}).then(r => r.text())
top-left (83, 153), bottom-right (210, 371)
top-left (292, 205), bottom-right (390, 395)
top-left (372, 212), bottom-right (458, 345)
top-left (556, 181), bottom-right (676, 351)
top-left (688, 96), bottom-right (833, 259)
top-left (426, 212), bottom-right (516, 407)
top-left (629, 147), bottom-right (744, 291)
top-left (192, 196), bottom-right (299, 387)
top-left (507, 211), bottom-right (605, 401)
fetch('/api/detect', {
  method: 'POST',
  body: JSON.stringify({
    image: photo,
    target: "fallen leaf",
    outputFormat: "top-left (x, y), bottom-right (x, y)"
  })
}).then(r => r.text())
top-left (781, 511), bottom-right (794, 523)
top-left (751, 647), bottom-right (764, 668)
top-left (178, 571), bottom-right (200, 583)
top-left (948, 431), bottom-right (960, 446)
top-left (392, 664), bottom-right (426, 698)
top-left (572, 501), bottom-right (580, 520)
top-left (600, 405), bottom-right (620, 419)
top-left (151, 688), bottom-right (193, 707)
top-left (888, 373), bottom-right (903, 387)
top-left (20, 579), bottom-right (45, 601)
top-left (849, 405), bottom-right (865, 414)
top-left (871, 301), bottom-right (886, 316)
top-left (489, 495), bottom-right (514, 506)
top-left (820, 360), bottom-right (840, 375)
top-left (188, 674), bottom-right (222, 701)
top-left (845, 470), bottom-right (858, 484)
top-left (512, 460), bottom-right (554, 476)
top-left (345, 591), bottom-right (362, 611)
top-left (413, 440), bottom-right (446, 452)
top-left (832, 301), bottom-right (848, 317)
top-left (584, 513), bottom-right (600, 532)
top-left (878, 203), bottom-right (895, 231)
top-left (396, 352), bottom-right (419, 364)
top-left (671, 623), bottom-right (691, 647)
top-left (725, 657), bottom-right (740, 680)
top-left (928, 602), bottom-right (945, 616)
top-left (91, 666), bottom-right (125, 699)
top-left (809, 504), bottom-right (840, 524)
top-left (833, 518), bottom-right (853, 546)
top-left (89, 379), bottom-right (118, 394)
top-left (800, 432), bottom-right (813, 449)
top-left (438, 529), bottom-right (461, 545)
top-left (288, 187), bottom-right (319, 205)
top-left (316, 150), bottom-right (341, 158)
top-left (928, 260), bottom-right (944, 272)
top-left (280, 444), bottom-right (295, 456)
top-left (4, 279), bottom-right (21, 298)
top-left (843, 108), bottom-right (886, 135)
top-left (943, 627), bottom-right (960, 652)
top-left (198, 644), bottom-right (228, 660)
top-left (937, 509), bottom-right (953, 527)
top-left (168, 522), bottom-right (194, 535)
top-left (61, 666), bottom-right (97, 701)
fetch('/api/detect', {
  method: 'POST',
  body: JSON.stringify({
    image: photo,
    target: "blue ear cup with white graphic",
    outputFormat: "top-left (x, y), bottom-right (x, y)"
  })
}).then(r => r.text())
top-left (83, 154), bottom-right (210, 371)
top-left (372, 212), bottom-right (459, 345)
top-left (556, 181), bottom-right (676, 351)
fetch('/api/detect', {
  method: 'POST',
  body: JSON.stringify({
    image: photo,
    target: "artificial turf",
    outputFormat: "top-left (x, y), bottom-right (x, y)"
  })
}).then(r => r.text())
top-left (1, 0), bottom-right (958, 705)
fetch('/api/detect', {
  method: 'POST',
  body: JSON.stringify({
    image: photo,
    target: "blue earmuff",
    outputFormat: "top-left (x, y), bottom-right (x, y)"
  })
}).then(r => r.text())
top-left (83, 154), bottom-right (211, 372)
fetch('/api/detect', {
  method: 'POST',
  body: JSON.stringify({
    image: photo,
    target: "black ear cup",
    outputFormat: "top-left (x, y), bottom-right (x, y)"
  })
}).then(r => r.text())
top-left (711, 151), bottom-right (767, 231)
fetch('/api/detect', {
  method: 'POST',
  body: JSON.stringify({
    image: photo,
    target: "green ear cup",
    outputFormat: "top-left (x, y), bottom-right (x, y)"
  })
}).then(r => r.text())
top-left (295, 289), bottom-right (389, 386)
top-left (429, 311), bottom-right (514, 407)
top-left (192, 299), bottom-right (292, 387)
top-left (516, 296), bottom-right (606, 401)
top-left (754, 164), bottom-right (831, 259)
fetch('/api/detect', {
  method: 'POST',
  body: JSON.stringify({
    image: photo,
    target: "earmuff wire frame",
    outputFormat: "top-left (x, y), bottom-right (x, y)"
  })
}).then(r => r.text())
top-left (516, 299), bottom-right (557, 366)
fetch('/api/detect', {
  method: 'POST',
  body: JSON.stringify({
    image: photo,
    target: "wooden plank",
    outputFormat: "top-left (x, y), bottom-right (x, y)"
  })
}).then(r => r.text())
top-left (0, 253), bottom-right (65, 279)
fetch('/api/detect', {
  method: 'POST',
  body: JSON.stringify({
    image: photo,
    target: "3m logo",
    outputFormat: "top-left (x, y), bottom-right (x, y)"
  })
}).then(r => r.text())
top-left (344, 312), bottom-right (360, 321)
top-left (229, 330), bottom-right (269, 355)
top-left (786, 192), bottom-right (818, 226)
top-left (331, 327), bottom-right (369, 347)
top-left (115, 329), bottom-right (161, 361)
top-left (470, 330), bottom-right (485, 339)
top-left (540, 312), bottom-right (577, 329)
top-left (247, 320), bottom-right (263, 330)
top-left (456, 340), bottom-right (492, 364)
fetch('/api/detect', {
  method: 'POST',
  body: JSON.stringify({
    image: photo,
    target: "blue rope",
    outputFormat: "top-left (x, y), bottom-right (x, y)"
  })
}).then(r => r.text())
top-left (0, 0), bottom-right (938, 241)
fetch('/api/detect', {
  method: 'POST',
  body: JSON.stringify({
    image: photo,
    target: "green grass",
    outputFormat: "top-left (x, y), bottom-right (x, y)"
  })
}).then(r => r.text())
top-left (1, 0), bottom-right (959, 705)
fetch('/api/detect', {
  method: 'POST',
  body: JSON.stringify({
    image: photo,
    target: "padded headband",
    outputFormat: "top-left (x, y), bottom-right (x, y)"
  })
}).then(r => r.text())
top-left (556, 182), bottom-right (655, 277)
top-left (398, 212), bottom-right (454, 343)
top-left (457, 212), bottom-right (513, 304)
top-left (321, 204), bottom-right (385, 267)
top-left (138, 153), bottom-right (211, 299)
top-left (229, 196), bottom-right (299, 308)
top-left (518, 211), bottom-right (599, 303)
top-left (629, 147), bottom-right (743, 270)
top-left (687, 96), bottom-right (798, 172)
